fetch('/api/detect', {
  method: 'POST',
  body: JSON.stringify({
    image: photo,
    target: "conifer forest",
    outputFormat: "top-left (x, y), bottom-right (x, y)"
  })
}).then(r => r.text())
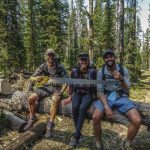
top-left (0, 0), bottom-right (149, 80)
top-left (0, 1), bottom-right (150, 149)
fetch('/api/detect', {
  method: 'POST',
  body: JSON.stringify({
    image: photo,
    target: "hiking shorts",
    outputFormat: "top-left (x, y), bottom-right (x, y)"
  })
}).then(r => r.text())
top-left (34, 86), bottom-right (57, 100)
top-left (93, 96), bottom-right (136, 114)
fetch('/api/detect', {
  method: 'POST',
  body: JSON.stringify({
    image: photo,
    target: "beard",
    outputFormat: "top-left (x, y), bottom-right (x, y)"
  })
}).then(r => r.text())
top-left (105, 60), bottom-right (115, 67)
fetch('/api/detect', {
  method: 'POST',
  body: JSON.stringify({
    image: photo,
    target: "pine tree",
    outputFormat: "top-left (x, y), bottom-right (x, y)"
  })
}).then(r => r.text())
top-left (102, 0), bottom-right (116, 51)
top-left (5, 0), bottom-right (25, 72)
top-left (66, 1), bottom-right (79, 68)
top-left (0, 0), bottom-right (8, 75)
top-left (38, 0), bottom-right (69, 59)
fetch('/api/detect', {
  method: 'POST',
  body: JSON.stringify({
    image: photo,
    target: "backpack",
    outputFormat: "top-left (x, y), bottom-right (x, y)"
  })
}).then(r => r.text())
top-left (102, 64), bottom-right (124, 80)
top-left (101, 64), bottom-right (129, 96)
top-left (71, 64), bottom-right (97, 99)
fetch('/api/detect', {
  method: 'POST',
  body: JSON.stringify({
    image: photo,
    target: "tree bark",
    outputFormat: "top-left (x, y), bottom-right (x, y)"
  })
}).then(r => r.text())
top-left (5, 111), bottom-right (27, 131)
top-left (119, 0), bottom-right (124, 63)
top-left (4, 118), bottom-right (46, 150)
top-left (1, 91), bottom-right (150, 128)
top-left (88, 0), bottom-right (94, 61)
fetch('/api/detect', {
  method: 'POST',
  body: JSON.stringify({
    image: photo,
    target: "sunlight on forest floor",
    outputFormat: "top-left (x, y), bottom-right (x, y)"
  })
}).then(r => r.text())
top-left (0, 71), bottom-right (150, 150)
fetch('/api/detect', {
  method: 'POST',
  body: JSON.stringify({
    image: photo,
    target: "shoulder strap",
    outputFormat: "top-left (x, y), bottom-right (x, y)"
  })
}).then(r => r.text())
top-left (118, 64), bottom-right (124, 76)
top-left (71, 67), bottom-right (79, 78)
top-left (102, 64), bottom-right (106, 80)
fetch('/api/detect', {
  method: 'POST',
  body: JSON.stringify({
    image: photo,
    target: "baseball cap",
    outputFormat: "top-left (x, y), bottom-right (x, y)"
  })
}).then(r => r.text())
top-left (46, 49), bottom-right (55, 55)
top-left (77, 52), bottom-right (89, 59)
top-left (103, 50), bottom-right (115, 58)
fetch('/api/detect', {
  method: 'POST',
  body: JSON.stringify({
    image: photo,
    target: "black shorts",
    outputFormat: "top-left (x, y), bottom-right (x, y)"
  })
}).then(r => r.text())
top-left (34, 86), bottom-right (57, 100)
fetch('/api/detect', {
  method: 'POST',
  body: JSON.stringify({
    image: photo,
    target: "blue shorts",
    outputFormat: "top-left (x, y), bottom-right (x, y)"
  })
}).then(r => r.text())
top-left (93, 96), bottom-right (136, 114)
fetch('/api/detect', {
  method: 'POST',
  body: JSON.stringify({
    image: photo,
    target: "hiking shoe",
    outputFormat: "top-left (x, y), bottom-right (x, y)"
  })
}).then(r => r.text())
top-left (44, 121), bottom-right (55, 138)
top-left (23, 116), bottom-right (37, 131)
top-left (69, 135), bottom-right (80, 148)
top-left (121, 139), bottom-right (132, 150)
top-left (96, 141), bottom-right (104, 150)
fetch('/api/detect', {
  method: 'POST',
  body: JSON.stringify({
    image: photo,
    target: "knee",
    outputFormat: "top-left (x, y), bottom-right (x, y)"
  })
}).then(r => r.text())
top-left (92, 111), bottom-right (103, 125)
top-left (72, 104), bottom-right (79, 112)
top-left (51, 94), bottom-right (62, 105)
top-left (29, 93), bottom-right (38, 104)
top-left (131, 116), bottom-right (141, 126)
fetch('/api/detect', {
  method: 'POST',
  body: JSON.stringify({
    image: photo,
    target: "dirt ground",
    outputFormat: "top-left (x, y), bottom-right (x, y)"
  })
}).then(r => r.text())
top-left (31, 116), bottom-right (150, 150)
top-left (0, 71), bottom-right (150, 150)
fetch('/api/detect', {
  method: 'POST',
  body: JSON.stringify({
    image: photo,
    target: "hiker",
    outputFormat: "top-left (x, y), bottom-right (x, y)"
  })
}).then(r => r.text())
top-left (92, 50), bottom-right (141, 150)
top-left (66, 52), bottom-right (97, 148)
top-left (23, 49), bottom-right (68, 138)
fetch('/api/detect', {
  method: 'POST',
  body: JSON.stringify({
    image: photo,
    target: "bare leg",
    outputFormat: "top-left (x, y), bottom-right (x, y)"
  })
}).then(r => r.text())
top-left (126, 108), bottom-right (141, 143)
top-left (44, 94), bottom-right (62, 138)
top-left (92, 108), bottom-right (104, 144)
top-left (23, 93), bottom-right (39, 131)
top-left (49, 94), bottom-right (62, 122)
top-left (28, 93), bottom-right (39, 117)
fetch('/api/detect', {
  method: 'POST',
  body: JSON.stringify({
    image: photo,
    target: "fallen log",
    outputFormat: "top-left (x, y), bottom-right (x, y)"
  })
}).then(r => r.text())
top-left (5, 111), bottom-right (27, 131)
top-left (1, 91), bottom-right (150, 127)
top-left (0, 79), bottom-right (11, 94)
top-left (4, 116), bottom-right (47, 150)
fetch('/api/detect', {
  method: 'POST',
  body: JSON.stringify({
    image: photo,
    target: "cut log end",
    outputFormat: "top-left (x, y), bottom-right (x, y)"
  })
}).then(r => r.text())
top-left (0, 79), bottom-right (11, 94)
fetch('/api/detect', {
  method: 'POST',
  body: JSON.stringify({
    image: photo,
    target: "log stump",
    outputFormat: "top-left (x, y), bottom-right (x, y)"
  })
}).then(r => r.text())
top-left (0, 79), bottom-right (11, 94)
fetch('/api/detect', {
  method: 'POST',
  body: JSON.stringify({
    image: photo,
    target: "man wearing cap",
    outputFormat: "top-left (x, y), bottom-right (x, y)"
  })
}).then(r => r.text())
top-left (92, 50), bottom-right (141, 150)
top-left (65, 52), bottom-right (97, 148)
top-left (23, 48), bottom-right (68, 138)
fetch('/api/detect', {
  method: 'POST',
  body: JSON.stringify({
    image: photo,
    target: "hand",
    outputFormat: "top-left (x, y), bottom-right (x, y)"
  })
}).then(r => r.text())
top-left (36, 76), bottom-right (44, 82)
top-left (104, 106), bottom-right (114, 119)
top-left (63, 96), bottom-right (72, 106)
top-left (54, 90), bottom-right (63, 96)
top-left (30, 76), bottom-right (44, 82)
top-left (112, 71), bottom-right (123, 81)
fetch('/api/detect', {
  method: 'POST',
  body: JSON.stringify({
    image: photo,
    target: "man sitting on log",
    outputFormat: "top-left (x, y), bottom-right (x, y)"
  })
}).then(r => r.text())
top-left (23, 49), bottom-right (68, 139)
top-left (92, 50), bottom-right (141, 150)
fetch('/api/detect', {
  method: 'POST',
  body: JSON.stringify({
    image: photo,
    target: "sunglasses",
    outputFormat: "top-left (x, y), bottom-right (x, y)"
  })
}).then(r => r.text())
top-left (80, 57), bottom-right (88, 61)
top-left (47, 53), bottom-right (55, 57)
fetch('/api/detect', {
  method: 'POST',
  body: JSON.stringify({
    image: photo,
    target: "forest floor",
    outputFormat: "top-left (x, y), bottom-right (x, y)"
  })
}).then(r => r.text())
top-left (0, 71), bottom-right (150, 150)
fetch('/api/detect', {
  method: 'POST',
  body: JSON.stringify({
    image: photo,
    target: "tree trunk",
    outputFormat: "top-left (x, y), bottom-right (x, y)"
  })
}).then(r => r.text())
top-left (5, 111), bottom-right (27, 131)
top-left (88, 0), bottom-right (94, 61)
top-left (4, 117), bottom-right (46, 150)
top-left (119, 0), bottom-right (124, 63)
top-left (1, 91), bottom-right (150, 128)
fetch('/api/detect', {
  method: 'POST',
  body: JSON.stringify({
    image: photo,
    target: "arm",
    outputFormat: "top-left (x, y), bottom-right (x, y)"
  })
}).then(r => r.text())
top-left (57, 65), bottom-right (69, 94)
top-left (30, 64), bottom-right (46, 82)
top-left (63, 69), bottom-right (74, 105)
top-left (112, 67), bottom-right (130, 90)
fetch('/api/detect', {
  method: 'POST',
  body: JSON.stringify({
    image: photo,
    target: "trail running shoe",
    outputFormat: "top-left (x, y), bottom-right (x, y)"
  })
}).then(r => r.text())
top-left (96, 141), bottom-right (104, 150)
top-left (69, 135), bottom-right (80, 148)
top-left (44, 121), bottom-right (55, 138)
top-left (121, 139), bottom-right (132, 150)
top-left (23, 116), bottom-right (37, 131)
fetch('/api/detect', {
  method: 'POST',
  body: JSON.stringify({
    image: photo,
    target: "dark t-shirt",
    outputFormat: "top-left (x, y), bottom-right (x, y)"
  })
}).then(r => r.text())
top-left (32, 62), bottom-right (68, 88)
top-left (32, 63), bottom-right (68, 78)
